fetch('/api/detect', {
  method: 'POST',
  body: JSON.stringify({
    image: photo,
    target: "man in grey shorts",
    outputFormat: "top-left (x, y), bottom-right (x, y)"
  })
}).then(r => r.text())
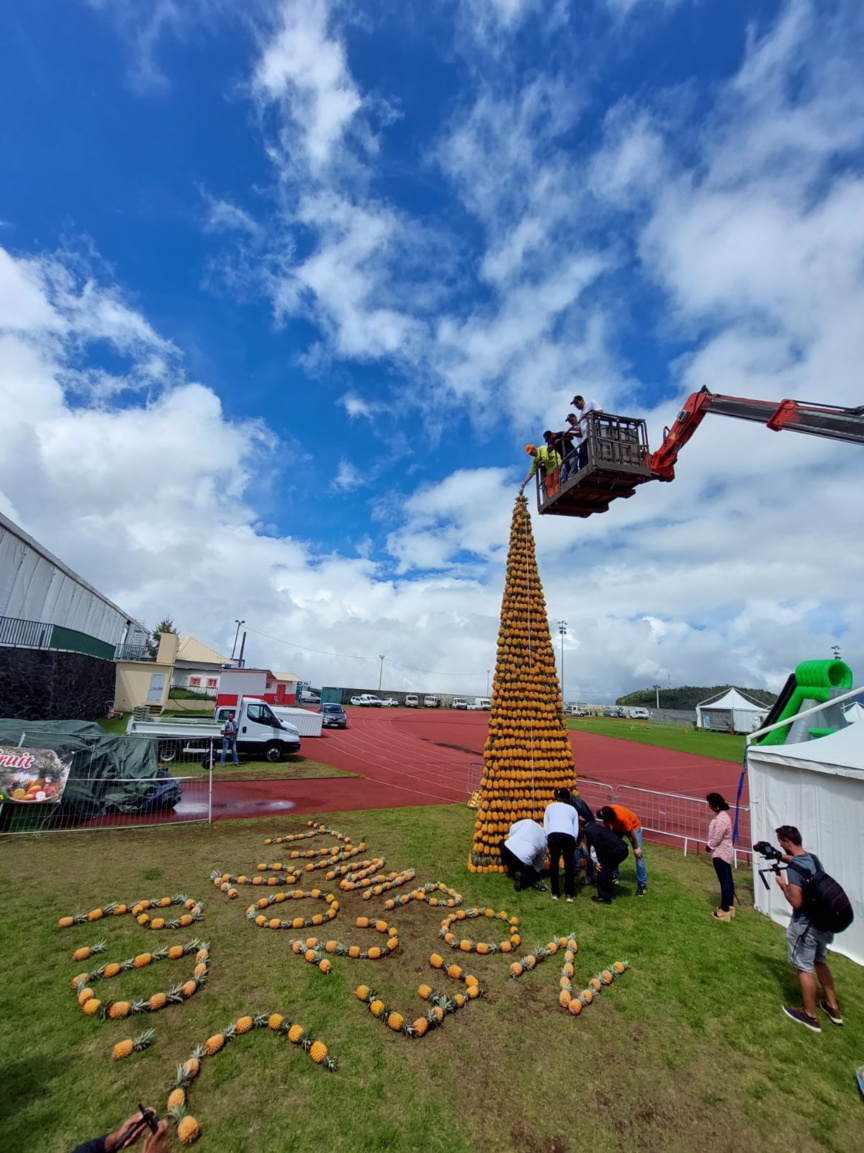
top-left (775, 825), bottom-right (843, 1033)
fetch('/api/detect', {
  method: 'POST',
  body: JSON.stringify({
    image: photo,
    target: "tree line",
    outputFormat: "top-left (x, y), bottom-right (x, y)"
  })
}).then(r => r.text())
top-left (617, 685), bottom-right (777, 710)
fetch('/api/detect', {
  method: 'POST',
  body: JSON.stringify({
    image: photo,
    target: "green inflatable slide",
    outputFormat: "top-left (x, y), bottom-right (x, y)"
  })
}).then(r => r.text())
top-left (754, 659), bottom-right (853, 745)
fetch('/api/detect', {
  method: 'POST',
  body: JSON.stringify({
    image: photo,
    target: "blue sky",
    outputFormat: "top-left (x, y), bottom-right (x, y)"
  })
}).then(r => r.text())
top-left (1, 0), bottom-right (863, 700)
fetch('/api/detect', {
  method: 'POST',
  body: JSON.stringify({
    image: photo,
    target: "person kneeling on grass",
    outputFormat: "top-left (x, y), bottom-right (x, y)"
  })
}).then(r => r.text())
top-left (580, 821), bottom-right (629, 904)
top-left (499, 817), bottom-right (548, 892)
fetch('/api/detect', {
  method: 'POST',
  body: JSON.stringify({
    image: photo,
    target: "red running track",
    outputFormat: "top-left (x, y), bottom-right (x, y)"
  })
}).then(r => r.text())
top-left (205, 710), bottom-right (744, 822)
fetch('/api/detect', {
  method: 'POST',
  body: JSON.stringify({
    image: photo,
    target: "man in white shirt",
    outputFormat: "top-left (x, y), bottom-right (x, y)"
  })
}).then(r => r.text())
top-left (570, 394), bottom-right (603, 469)
top-left (499, 818), bottom-right (548, 892)
top-left (543, 789), bottom-right (579, 902)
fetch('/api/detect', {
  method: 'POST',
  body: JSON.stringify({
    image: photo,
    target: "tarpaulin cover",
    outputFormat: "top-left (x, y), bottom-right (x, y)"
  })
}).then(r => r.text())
top-left (0, 719), bottom-right (181, 829)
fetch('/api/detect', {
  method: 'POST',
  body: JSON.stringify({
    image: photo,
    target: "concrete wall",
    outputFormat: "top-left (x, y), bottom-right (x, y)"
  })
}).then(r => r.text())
top-left (0, 647), bottom-right (115, 721)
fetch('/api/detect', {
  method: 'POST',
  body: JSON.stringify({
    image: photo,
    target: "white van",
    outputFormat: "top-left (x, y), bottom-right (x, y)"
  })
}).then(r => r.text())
top-left (405, 694), bottom-right (419, 708)
top-left (628, 707), bottom-right (651, 720)
top-left (452, 698), bottom-right (469, 710)
top-left (424, 695), bottom-right (440, 708)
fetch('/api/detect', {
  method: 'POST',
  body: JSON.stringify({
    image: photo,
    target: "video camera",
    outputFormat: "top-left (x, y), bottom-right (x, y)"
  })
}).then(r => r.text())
top-left (753, 840), bottom-right (787, 890)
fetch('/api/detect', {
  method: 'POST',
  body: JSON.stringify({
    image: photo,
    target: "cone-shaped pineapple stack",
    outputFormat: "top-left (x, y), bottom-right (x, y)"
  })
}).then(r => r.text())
top-left (469, 495), bottom-right (576, 873)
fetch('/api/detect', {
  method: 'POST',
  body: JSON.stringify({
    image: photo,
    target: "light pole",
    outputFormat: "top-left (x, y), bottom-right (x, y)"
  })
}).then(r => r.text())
top-left (486, 669), bottom-right (491, 697)
top-left (231, 619), bottom-right (245, 663)
top-left (653, 683), bottom-right (661, 710)
top-left (378, 654), bottom-right (385, 692)
top-left (558, 620), bottom-right (567, 696)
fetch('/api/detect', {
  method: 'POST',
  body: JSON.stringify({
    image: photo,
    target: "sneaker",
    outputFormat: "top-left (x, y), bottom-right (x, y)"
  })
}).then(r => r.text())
top-left (819, 999), bottom-right (844, 1026)
top-left (513, 872), bottom-right (524, 893)
top-left (591, 895), bottom-right (612, 905)
top-left (612, 878), bottom-right (620, 886)
top-left (551, 894), bottom-right (559, 901)
top-left (782, 1006), bottom-right (821, 1033)
top-left (566, 897), bottom-right (574, 904)
top-left (533, 882), bottom-right (548, 892)
top-left (636, 885), bottom-right (646, 897)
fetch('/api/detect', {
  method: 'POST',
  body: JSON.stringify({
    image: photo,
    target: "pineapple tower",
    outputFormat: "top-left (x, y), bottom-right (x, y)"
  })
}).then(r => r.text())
top-left (468, 494), bottom-right (577, 873)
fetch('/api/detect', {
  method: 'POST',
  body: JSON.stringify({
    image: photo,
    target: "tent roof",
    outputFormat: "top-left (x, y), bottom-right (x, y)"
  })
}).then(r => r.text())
top-left (747, 720), bottom-right (864, 779)
top-left (273, 673), bottom-right (301, 683)
top-left (176, 636), bottom-right (227, 665)
top-left (697, 687), bottom-right (766, 711)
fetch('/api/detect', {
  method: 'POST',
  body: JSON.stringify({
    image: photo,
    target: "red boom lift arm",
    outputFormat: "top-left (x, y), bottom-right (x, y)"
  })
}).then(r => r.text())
top-left (648, 387), bottom-right (864, 482)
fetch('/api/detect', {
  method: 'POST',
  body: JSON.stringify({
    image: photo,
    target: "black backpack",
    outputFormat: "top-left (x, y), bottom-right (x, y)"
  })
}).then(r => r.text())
top-left (789, 855), bottom-right (854, 934)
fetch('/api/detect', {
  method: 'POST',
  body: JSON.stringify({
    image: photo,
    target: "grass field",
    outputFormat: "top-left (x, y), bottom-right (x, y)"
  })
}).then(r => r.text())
top-left (567, 716), bottom-right (747, 763)
top-left (1, 807), bottom-right (861, 1153)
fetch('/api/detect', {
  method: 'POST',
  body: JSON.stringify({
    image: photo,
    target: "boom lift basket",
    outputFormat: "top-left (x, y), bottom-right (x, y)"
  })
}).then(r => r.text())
top-left (537, 413), bottom-right (654, 518)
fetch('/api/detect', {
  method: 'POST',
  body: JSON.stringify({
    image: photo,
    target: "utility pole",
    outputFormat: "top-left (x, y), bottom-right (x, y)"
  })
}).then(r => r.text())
top-left (653, 683), bottom-right (660, 710)
top-left (231, 619), bottom-right (245, 663)
top-left (558, 620), bottom-right (567, 697)
top-left (378, 654), bottom-right (385, 692)
top-left (486, 669), bottom-right (491, 697)
top-left (831, 644), bottom-right (841, 660)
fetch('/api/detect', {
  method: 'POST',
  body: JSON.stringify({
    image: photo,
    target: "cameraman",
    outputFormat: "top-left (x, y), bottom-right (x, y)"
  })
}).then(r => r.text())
top-left (774, 825), bottom-right (843, 1033)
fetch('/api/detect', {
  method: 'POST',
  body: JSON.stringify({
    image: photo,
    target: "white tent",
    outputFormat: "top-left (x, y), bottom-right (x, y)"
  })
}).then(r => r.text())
top-left (697, 688), bottom-right (767, 734)
top-left (747, 722), bottom-right (864, 966)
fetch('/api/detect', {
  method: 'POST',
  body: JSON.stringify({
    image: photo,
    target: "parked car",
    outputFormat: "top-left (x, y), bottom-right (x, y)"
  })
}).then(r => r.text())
top-left (424, 695), bottom-right (440, 708)
top-left (628, 707), bottom-right (651, 720)
top-left (381, 698), bottom-right (399, 707)
top-left (404, 694), bottom-right (419, 708)
top-left (567, 703), bottom-right (586, 717)
top-left (319, 703), bottom-right (347, 728)
top-left (452, 698), bottom-right (468, 710)
top-left (299, 690), bottom-right (320, 704)
top-left (349, 694), bottom-right (383, 707)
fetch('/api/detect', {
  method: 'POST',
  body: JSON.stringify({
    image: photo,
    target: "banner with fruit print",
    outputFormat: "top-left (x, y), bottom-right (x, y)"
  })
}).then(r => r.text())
top-left (0, 746), bottom-right (72, 803)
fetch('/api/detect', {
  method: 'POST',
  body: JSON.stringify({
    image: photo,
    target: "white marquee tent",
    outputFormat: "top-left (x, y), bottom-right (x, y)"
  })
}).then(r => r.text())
top-left (697, 688), bottom-right (767, 734)
top-left (747, 721), bottom-right (864, 966)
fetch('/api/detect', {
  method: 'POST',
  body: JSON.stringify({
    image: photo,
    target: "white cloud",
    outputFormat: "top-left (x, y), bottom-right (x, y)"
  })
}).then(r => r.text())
top-left (252, 0), bottom-right (361, 175)
top-left (87, 0), bottom-right (200, 93)
top-left (332, 459), bottom-right (365, 491)
top-left (203, 197), bottom-right (261, 235)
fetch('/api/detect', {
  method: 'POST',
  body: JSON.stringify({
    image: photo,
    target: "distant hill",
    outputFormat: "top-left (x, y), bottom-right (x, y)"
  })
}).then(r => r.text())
top-left (617, 685), bottom-right (777, 711)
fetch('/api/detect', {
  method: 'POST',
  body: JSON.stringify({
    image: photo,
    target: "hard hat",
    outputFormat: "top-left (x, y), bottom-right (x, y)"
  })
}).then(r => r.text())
top-left (525, 444), bottom-right (535, 455)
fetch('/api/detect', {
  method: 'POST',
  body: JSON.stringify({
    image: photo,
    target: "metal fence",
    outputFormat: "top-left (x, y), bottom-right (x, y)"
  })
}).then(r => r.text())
top-left (0, 729), bottom-right (215, 835)
top-left (616, 784), bottom-right (751, 865)
top-left (463, 765), bottom-right (750, 866)
top-left (0, 614), bottom-right (115, 659)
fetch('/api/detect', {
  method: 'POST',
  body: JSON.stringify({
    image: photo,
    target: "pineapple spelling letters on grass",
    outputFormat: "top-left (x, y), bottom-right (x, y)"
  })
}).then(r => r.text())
top-left (60, 820), bottom-right (628, 1148)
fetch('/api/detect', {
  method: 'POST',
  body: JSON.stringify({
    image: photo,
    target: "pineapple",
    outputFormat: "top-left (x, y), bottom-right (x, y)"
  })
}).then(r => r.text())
top-left (308, 1040), bottom-right (329, 1064)
top-left (108, 1001), bottom-right (131, 1019)
top-left (234, 1016), bottom-right (254, 1034)
top-left (287, 1024), bottom-right (306, 1045)
top-left (170, 1106), bottom-right (201, 1146)
top-left (82, 998), bottom-right (102, 1016)
top-left (112, 1028), bottom-right (154, 1062)
top-left (149, 992), bottom-right (168, 1011)
top-left (167, 1087), bottom-right (186, 1111)
top-left (72, 941), bottom-right (106, 962)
